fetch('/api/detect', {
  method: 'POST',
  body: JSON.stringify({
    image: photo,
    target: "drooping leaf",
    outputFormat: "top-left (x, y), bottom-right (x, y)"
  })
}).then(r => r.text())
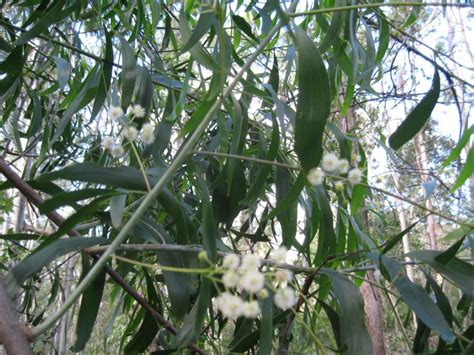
top-left (407, 250), bottom-right (474, 298)
top-left (293, 27), bottom-right (330, 171)
top-left (119, 35), bottom-right (137, 109)
top-left (181, 6), bottom-right (216, 53)
top-left (39, 188), bottom-right (116, 214)
top-left (380, 255), bottom-right (456, 343)
top-left (70, 263), bottom-right (106, 352)
top-left (90, 30), bottom-right (113, 121)
top-left (5, 237), bottom-right (109, 296)
top-left (450, 146), bottom-right (474, 193)
top-left (322, 269), bottom-right (373, 355)
top-left (442, 125), bottom-right (474, 167)
top-left (388, 67), bottom-right (440, 150)
top-left (110, 194), bottom-right (127, 228)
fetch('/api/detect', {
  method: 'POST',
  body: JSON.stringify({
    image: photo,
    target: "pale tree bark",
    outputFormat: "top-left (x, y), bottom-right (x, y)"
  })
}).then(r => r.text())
top-left (391, 172), bottom-right (415, 281)
top-left (0, 279), bottom-right (33, 355)
top-left (414, 133), bottom-right (438, 250)
top-left (341, 98), bottom-right (386, 354)
top-left (55, 256), bottom-right (76, 354)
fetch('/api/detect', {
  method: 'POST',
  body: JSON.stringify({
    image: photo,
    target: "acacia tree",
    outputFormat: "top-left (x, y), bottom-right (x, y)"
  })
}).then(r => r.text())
top-left (0, 1), bottom-right (473, 353)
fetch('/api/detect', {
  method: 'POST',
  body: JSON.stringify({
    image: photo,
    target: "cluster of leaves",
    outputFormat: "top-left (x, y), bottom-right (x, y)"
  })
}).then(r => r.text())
top-left (0, 0), bottom-right (473, 353)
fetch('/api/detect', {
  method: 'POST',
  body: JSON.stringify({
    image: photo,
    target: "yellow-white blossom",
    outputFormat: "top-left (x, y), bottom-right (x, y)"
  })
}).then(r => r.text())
top-left (274, 287), bottom-right (296, 310)
top-left (215, 292), bottom-right (243, 320)
top-left (110, 144), bottom-right (124, 158)
top-left (275, 269), bottom-right (293, 284)
top-left (348, 168), bottom-right (362, 185)
top-left (223, 254), bottom-right (240, 269)
top-left (334, 181), bottom-right (344, 192)
top-left (321, 153), bottom-right (339, 173)
top-left (242, 301), bottom-right (260, 319)
top-left (141, 123), bottom-right (155, 145)
top-left (222, 270), bottom-right (240, 289)
top-left (128, 104), bottom-right (146, 118)
top-left (101, 136), bottom-right (114, 150)
top-left (110, 106), bottom-right (124, 120)
top-left (241, 254), bottom-right (261, 271)
top-left (307, 167), bottom-right (325, 186)
top-left (239, 271), bottom-right (265, 294)
top-left (122, 126), bottom-right (138, 141)
top-left (270, 246), bottom-right (288, 264)
top-left (337, 158), bottom-right (350, 174)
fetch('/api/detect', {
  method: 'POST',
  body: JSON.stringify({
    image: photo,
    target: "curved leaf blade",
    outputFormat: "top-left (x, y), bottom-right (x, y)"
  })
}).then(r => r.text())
top-left (293, 27), bottom-right (330, 171)
top-left (389, 68), bottom-right (440, 150)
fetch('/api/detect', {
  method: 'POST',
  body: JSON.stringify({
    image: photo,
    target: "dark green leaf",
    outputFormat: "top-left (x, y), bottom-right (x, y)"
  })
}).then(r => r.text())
top-left (407, 250), bottom-right (474, 298)
top-left (450, 146), bottom-right (474, 193)
top-left (70, 265), bottom-right (106, 352)
top-left (14, 2), bottom-right (81, 46)
top-left (381, 255), bottom-right (456, 343)
top-left (319, 0), bottom-right (346, 53)
top-left (181, 7), bottom-right (216, 53)
top-left (259, 290), bottom-right (273, 355)
top-left (388, 68), bottom-right (440, 150)
top-left (293, 27), bottom-right (330, 171)
top-left (91, 30), bottom-right (113, 121)
top-left (443, 125), bottom-right (474, 167)
top-left (382, 216), bottom-right (425, 255)
top-left (39, 188), bottom-right (115, 214)
top-left (5, 237), bottom-right (109, 296)
top-left (232, 15), bottom-right (258, 42)
top-left (322, 269), bottom-right (373, 355)
top-left (119, 35), bottom-right (137, 109)
top-left (435, 236), bottom-right (466, 264)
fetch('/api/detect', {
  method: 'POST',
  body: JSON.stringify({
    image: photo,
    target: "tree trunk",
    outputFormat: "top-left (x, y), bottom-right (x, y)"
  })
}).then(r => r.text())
top-left (392, 172), bottom-right (414, 281)
top-left (414, 133), bottom-right (438, 250)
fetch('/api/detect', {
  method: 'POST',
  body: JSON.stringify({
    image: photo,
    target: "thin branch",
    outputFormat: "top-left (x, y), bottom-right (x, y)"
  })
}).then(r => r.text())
top-left (0, 157), bottom-right (205, 354)
top-left (0, 279), bottom-right (33, 354)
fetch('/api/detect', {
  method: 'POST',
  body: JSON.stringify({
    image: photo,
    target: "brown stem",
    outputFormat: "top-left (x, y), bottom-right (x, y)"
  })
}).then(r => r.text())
top-left (0, 157), bottom-right (205, 354)
top-left (0, 279), bottom-right (33, 354)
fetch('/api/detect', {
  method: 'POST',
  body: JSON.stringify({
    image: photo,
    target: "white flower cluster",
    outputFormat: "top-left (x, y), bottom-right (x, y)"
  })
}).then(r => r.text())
top-left (102, 105), bottom-right (155, 158)
top-left (307, 152), bottom-right (363, 187)
top-left (215, 247), bottom-right (297, 320)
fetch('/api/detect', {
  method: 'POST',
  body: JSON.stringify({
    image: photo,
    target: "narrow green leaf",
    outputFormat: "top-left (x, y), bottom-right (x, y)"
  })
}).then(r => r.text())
top-left (232, 15), bottom-right (258, 42)
top-left (0, 233), bottom-right (41, 241)
top-left (450, 146), bottom-right (474, 193)
top-left (435, 236), bottom-right (466, 264)
top-left (110, 194), bottom-right (126, 228)
top-left (26, 90), bottom-right (43, 138)
top-left (407, 250), bottom-right (474, 298)
top-left (382, 216), bottom-right (425, 255)
top-left (322, 269), bottom-right (373, 355)
top-left (179, 9), bottom-right (218, 70)
top-left (319, 0), bottom-right (346, 53)
top-left (443, 125), bottom-right (474, 167)
top-left (259, 289), bottom-right (273, 355)
top-left (242, 116), bottom-right (279, 203)
top-left (70, 265), bottom-right (106, 352)
top-left (91, 30), bottom-right (113, 121)
top-left (181, 7), bottom-right (215, 53)
top-left (5, 237), bottom-right (109, 296)
top-left (14, 2), bottom-right (81, 46)
top-left (388, 68), bottom-right (440, 150)
top-left (39, 188), bottom-right (115, 214)
top-left (51, 65), bottom-right (101, 144)
top-left (132, 217), bottom-right (192, 320)
top-left (134, 65), bottom-right (153, 121)
top-left (293, 27), bottom-right (330, 171)
top-left (381, 255), bottom-right (456, 343)
top-left (264, 173), bottom-right (305, 221)
top-left (119, 35), bottom-right (137, 109)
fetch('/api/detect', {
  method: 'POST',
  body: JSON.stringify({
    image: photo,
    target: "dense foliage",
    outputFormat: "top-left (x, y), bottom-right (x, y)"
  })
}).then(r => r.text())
top-left (0, 0), bottom-right (473, 353)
